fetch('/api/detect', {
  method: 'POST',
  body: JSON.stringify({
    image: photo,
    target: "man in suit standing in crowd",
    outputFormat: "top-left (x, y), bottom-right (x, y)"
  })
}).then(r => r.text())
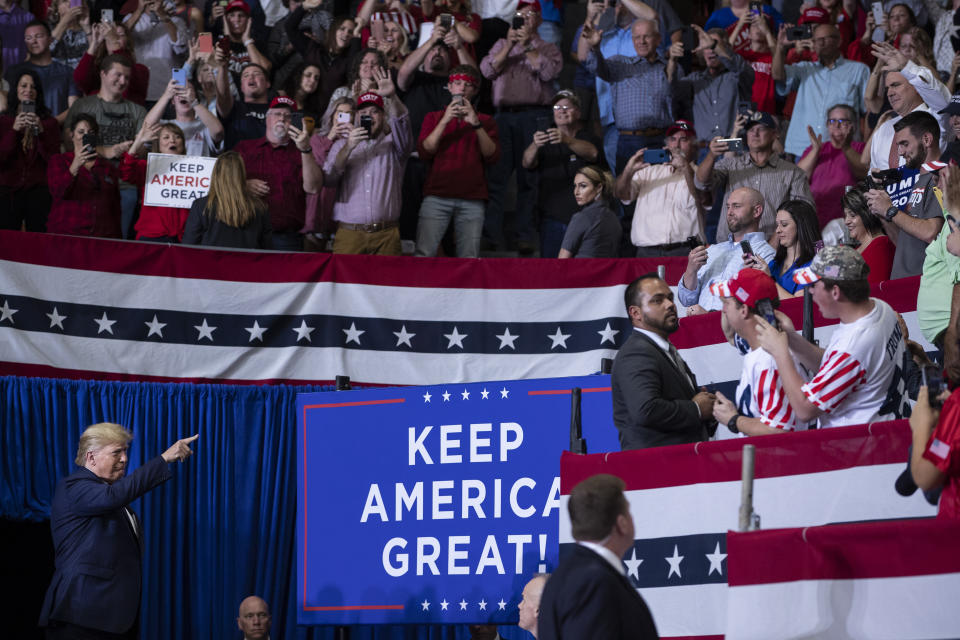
top-left (611, 273), bottom-right (716, 449)
top-left (538, 473), bottom-right (659, 640)
top-left (39, 422), bottom-right (199, 639)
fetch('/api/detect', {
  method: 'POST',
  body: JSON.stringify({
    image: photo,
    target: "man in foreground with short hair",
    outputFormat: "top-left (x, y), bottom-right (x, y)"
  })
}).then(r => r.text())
top-left (39, 423), bottom-right (199, 638)
top-left (756, 246), bottom-right (909, 428)
top-left (612, 273), bottom-right (716, 450)
top-left (237, 595), bottom-right (271, 640)
top-left (538, 473), bottom-right (658, 640)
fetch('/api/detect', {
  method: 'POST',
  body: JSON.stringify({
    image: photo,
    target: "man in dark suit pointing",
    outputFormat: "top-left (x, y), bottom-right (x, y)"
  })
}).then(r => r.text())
top-left (611, 273), bottom-right (716, 449)
top-left (39, 422), bottom-right (199, 639)
top-left (538, 473), bottom-right (658, 640)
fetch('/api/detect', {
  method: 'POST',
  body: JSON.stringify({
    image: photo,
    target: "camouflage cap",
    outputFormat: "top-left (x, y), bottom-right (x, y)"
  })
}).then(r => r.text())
top-left (793, 245), bottom-right (868, 284)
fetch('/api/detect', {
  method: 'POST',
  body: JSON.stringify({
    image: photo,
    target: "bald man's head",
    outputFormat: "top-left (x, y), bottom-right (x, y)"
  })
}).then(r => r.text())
top-left (238, 596), bottom-right (271, 639)
top-left (725, 187), bottom-right (764, 236)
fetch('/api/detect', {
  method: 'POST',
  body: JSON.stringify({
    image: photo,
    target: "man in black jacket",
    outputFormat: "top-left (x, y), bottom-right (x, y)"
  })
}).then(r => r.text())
top-left (538, 473), bottom-right (658, 640)
top-left (611, 273), bottom-right (716, 449)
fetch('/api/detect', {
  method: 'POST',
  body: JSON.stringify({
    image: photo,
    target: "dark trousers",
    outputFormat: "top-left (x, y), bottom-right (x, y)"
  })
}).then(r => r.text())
top-left (615, 132), bottom-right (665, 176)
top-left (0, 185), bottom-right (51, 232)
top-left (45, 621), bottom-right (136, 640)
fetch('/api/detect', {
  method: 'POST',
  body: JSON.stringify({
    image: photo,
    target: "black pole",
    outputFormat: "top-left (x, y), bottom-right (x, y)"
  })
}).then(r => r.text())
top-left (569, 387), bottom-right (587, 454)
top-left (802, 287), bottom-right (816, 345)
top-left (335, 375), bottom-right (352, 390)
top-left (600, 357), bottom-right (613, 374)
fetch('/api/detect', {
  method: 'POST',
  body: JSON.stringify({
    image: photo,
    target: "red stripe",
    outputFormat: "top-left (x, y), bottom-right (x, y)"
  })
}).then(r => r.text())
top-left (817, 368), bottom-right (864, 405)
top-left (756, 369), bottom-right (767, 414)
top-left (807, 352), bottom-right (849, 395)
top-left (559, 420), bottom-right (911, 493)
top-left (0, 230), bottom-right (688, 289)
top-left (727, 518), bottom-right (960, 585)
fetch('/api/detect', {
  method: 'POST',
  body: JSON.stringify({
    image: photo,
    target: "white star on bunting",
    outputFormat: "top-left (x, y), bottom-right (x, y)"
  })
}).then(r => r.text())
top-left (481, 388), bottom-right (490, 399)
top-left (598, 322), bottom-right (620, 345)
top-left (705, 541), bottom-right (727, 576)
top-left (423, 391), bottom-right (432, 403)
top-left (461, 389), bottom-right (470, 400)
top-left (440, 599), bottom-right (449, 611)
top-left (665, 545), bottom-right (684, 579)
top-left (245, 320), bottom-right (266, 342)
top-left (624, 548), bottom-right (643, 581)
top-left (500, 387), bottom-right (509, 398)
top-left (444, 326), bottom-right (467, 349)
top-left (194, 318), bottom-right (216, 341)
top-left (343, 322), bottom-right (364, 345)
top-left (497, 599), bottom-right (506, 610)
top-left (547, 327), bottom-right (571, 349)
top-left (46, 307), bottom-right (67, 330)
top-left (0, 300), bottom-right (19, 324)
top-left (442, 390), bottom-right (451, 402)
top-left (459, 599), bottom-right (468, 611)
top-left (393, 325), bottom-right (415, 347)
top-left (495, 327), bottom-right (518, 350)
top-left (478, 599), bottom-right (487, 611)
top-left (94, 312), bottom-right (116, 335)
top-left (144, 315), bottom-right (166, 338)
top-left (293, 320), bottom-right (315, 342)
top-left (421, 599), bottom-right (430, 611)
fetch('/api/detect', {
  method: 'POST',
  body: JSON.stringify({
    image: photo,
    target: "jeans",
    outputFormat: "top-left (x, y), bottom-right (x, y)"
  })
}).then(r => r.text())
top-left (119, 186), bottom-right (139, 240)
top-left (271, 232), bottom-right (304, 251)
top-left (416, 196), bottom-right (484, 258)
top-left (615, 132), bottom-right (665, 175)
top-left (539, 217), bottom-right (568, 259)
top-left (602, 124), bottom-right (618, 176)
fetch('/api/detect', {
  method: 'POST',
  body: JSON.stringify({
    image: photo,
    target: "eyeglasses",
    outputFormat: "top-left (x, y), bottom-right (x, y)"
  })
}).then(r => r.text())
top-left (553, 105), bottom-right (575, 111)
top-left (827, 118), bottom-right (853, 126)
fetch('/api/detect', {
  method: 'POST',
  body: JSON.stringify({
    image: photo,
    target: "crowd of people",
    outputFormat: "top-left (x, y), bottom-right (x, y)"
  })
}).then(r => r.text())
top-left (2, 0), bottom-right (960, 261)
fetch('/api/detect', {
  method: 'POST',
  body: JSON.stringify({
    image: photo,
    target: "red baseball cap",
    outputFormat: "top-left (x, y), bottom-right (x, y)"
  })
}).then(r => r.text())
top-left (798, 7), bottom-right (830, 25)
top-left (517, 0), bottom-right (542, 12)
top-left (357, 92), bottom-right (385, 110)
top-left (709, 269), bottom-right (778, 308)
top-left (225, 0), bottom-right (250, 14)
top-left (666, 119), bottom-right (695, 137)
top-left (269, 95), bottom-right (297, 110)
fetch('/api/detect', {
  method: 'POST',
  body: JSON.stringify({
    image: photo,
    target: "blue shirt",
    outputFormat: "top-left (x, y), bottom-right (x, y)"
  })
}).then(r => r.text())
top-left (594, 26), bottom-right (635, 127)
top-left (768, 257), bottom-right (811, 295)
top-left (585, 49), bottom-right (672, 130)
top-left (778, 57), bottom-right (870, 156)
top-left (677, 232), bottom-right (776, 311)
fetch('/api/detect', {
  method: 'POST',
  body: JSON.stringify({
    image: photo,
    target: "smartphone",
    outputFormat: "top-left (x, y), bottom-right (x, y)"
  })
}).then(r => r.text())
top-left (718, 137), bottom-right (744, 152)
top-left (643, 148), bottom-right (671, 164)
top-left (871, 1), bottom-right (884, 25)
top-left (749, 1), bottom-right (762, 16)
top-left (921, 364), bottom-right (945, 407)
top-left (371, 18), bottom-right (385, 42)
top-left (197, 32), bottom-right (213, 54)
top-left (787, 24), bottom-right (812, 41)
top-left (740, 240), bottom-right (753, 256)
top-left (290, 112), bottom-right (304, 130)
top-left (685, 235), bottom-right (701, 250)
top-left (81, 132), bottom-right (97, 150)
top-left (535, 115), bottom-right (551, 131)
top-left (359, 114), bottom-right (372, 135)
top-left (21, 100), bottom-right (35, 114)
top-left (439, 13), bottom-right (454, 29)
top-left (756, 298), bottom-right (780, 331)
top-left (217, 35), bottom-right (231, 55)
top-left (172, 67), bottom-right (187, 86)
top-left (101, 8), bottom-right (113, 22)
top-left (512, 12), bottom-right (524, 29)
top-left (337, 111), bottom-right (351, 124)
top-left (737, 101), bottom-right (754, 116)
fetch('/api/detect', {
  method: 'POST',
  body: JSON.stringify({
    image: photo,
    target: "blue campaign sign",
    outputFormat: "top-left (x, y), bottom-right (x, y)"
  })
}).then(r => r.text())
top-left (296, 375), bottom-right (619, 625)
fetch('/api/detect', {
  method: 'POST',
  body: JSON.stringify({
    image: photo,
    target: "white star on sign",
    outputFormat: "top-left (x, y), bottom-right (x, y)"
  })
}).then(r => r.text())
top-left (500, 387), bottom-right (509, 399)
top-left (444, 326), bottom-right (467, 349)
top-left (459, 599), bottom-right (468, 611)
top-left (440, 599), bottom-right (449, 611)
top-left (495, 327), bottom-right (518, 350)
top-left (343, 322), bottom-right (364, 345)
top-left (194, 318), bottom-right (216, 341)
top-left (624, 548), bottom-right (643, 581)
top-left (547, 327), bottom-right (571, 349)
top-left (245, 320), bottom-right (266, 342)
top-left (665, 545), bottom-right (684, 579)
top-left (0, 299), bottom-right (19, 324)
top-left (478, 599), bottom-right (487, 611)
top-left (393, 325), bottom-right (415, 347)
top-left (705, 541), bottom-right (727, 576)
top-left (598, 322), bottom-right (620, 345)
top-left (421, 599), bottom-right (430, 611)
top-left (423, 391), bottom-right (432, 403)
top-left (461, 389), bottom-right (470, 400)
top-left (442, 390), bottom-right (451, 402)
top-left (497, 599), bottom-right (506, 611)
top-left (46, 307), bottom-right (67, 330)
top-left (293, 320), bottom-right (315, 342)
top-left (144, 315), bottom-right (166, 338)
top-left (94, 312), bottom-right (116, 335)
top-left (481, 388), bottom-right (490, 399)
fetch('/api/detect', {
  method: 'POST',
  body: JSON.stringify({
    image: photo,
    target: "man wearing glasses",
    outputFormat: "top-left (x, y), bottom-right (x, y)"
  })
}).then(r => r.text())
top-left (771, 22), bottom-right (869, 158)
top-left (796, 104), bottom-right (868, 228)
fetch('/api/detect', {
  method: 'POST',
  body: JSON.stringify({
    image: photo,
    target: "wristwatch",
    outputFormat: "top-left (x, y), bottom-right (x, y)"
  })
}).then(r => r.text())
top-left (726, 413), bottom-right (740, 434)
top-left (884, 205), bottom-right (899, 221)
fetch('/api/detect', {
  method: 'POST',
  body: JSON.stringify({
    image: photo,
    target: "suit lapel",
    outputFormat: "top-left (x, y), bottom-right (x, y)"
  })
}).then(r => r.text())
top-left (631, 331), bottom-right (696, 395)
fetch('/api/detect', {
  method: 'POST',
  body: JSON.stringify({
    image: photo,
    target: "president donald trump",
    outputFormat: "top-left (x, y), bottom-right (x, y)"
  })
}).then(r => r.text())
top-left (39, 422), bottom-right (198, 639)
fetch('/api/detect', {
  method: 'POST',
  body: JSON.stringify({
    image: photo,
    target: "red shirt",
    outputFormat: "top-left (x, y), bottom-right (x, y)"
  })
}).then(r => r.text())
top-left (0, 115), bottom-right (60, 190)
top-left (418, 111), bottom-right (499, 201)
top-left (234, 137), bottom-right (307, 233)
top-left (119, 153), bottom-right (190, 240)
top-left (738, 49), bottom-right (775, 114)
top-left (924, 391), bottom-right (960, 519)
top-left (47, 153), bottom-right (122, 237)
top-left (73, 52), bottom-right (151, 106)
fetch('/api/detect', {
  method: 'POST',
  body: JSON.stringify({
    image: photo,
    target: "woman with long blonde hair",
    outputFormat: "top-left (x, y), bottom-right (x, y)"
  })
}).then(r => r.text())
top-left (182, 151), bottom-right (273, 248)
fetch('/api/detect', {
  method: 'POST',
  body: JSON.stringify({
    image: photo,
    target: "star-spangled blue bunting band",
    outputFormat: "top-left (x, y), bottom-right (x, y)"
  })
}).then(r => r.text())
top-left (0, 294), bottom-right (631, 354)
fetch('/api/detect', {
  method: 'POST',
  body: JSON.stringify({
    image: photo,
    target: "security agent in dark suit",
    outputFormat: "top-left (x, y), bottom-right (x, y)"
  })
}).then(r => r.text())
top-left (611, 273), bottom-right (716, 449)
top-left (538, 473), bottom-right (658, 640)
top-left (39, 422), bottom-right (199, 639)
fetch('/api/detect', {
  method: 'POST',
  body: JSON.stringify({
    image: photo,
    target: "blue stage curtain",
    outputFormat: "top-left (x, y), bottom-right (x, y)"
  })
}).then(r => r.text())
top-left (0, 377), bottom-right (528, 640)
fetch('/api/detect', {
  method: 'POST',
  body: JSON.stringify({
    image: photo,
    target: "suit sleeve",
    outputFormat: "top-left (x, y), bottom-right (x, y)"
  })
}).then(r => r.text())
top-left (66, 456), bottom-right (172, 517)
top-left (549, 566), bottom-right (636, 640)
top-left (614, 344), bottom-right (700, 432)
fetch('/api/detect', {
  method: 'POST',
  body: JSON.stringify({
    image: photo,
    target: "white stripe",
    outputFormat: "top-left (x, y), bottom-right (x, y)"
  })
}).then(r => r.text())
top-left (642, 583), bottom-right (728, 637)
top-left (727, 573), bottom-right (960, 640)
top-left (559, 464), bottom-right (936, 542)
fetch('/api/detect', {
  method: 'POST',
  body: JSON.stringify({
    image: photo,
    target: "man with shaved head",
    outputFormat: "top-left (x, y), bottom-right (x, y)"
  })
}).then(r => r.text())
top-left (678, 187), bottom-right (775, 314)
top-left (238, 596), bottom-right (271, 639)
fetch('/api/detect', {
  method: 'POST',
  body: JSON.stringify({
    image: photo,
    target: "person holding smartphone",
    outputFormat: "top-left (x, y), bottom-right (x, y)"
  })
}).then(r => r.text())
top-left (0, 69), bottom-right (61, 232)
top-left (123, 0), bottom-right (189, 103)
top-left (303, 96), bottom-right (354, 246)
top-left (46, 113), bottom-right (122, 237)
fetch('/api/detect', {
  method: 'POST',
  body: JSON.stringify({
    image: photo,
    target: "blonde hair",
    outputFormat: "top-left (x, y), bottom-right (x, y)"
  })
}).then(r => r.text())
top-left (205, 151), bottom-right (263, 228)
top-left (75, 422), bottom-right (133, 466)
top-left (576, 165), bottom-right (614, 197)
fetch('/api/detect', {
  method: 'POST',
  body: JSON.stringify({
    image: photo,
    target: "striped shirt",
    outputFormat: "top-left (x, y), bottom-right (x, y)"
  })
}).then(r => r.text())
top-left (736, 347), bottom-right (807, 432)
top-left (802, 299), bottom-right (906, 428)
